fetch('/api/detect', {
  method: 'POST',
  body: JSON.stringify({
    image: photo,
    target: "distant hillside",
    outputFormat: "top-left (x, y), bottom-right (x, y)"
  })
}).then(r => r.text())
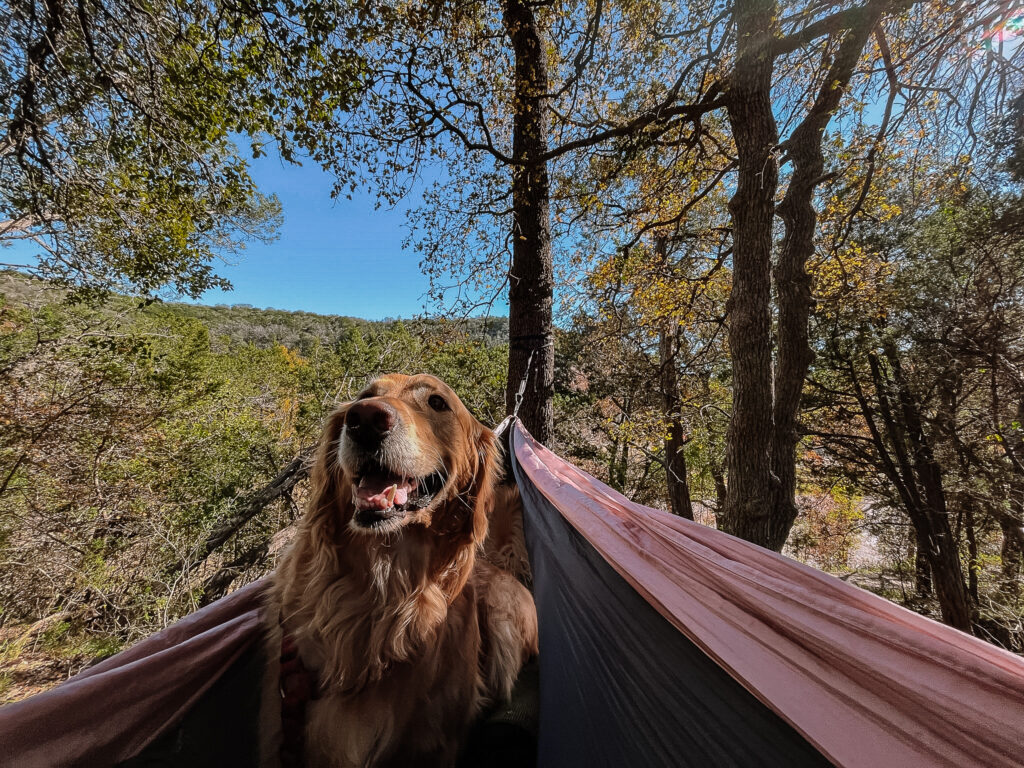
top-left (0, 270), bottom-right (509, 352)
top-left (162, 301), bottom-right (509, 353)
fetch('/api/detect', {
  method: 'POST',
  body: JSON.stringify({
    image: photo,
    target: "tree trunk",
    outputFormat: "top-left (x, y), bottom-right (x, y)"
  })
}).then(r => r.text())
top-left (995, 396), bottom-right (1024, 596)
top-left (887, 349), bottom-right (974, 631)
top-left (713, 469), bottom-right (727, 521)
top-left (503, 0), bottom-right (554, 444)
top-left (965, 505), bottom-right (979, 603)
top-left (999, 518), bottom-right (1022, 597)
top-left (925, 521), bottom-right (975, 632)
top-left (659, 317), bottom-right (694, 519)
top-left (619, 439), bottom-right (630, 491)
top-left (608, 437), bottom-right (621, 490)
top-left (722, 0), bottom-right (779, 546)
top-left (723, 1), bottom-right (887, 551)
top-left (768, 11), bottom-right (881, 550)
top-left (913, 532), bottom-right (932, 597)
top-left (855, 353), bottom-right (973, 632)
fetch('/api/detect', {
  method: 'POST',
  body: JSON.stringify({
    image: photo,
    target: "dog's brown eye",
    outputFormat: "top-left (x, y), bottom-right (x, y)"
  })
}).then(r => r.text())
top-left (428, 394), bottom-right (449, 412)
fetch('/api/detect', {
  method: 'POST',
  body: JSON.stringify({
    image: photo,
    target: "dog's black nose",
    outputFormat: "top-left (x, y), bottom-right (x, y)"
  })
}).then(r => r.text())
top-left (346, 400), bottom-right (397, 445)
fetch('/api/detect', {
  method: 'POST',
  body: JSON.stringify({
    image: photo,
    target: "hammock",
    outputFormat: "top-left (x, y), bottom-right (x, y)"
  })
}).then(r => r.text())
top-left (2, 420), bottom-right (1022, 767)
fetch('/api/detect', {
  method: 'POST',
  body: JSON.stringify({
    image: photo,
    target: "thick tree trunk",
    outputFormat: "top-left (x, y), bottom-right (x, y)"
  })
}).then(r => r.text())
top-left (902, 476), bottom-right (971, 631)
top-left (659, 317), bottom-right (694, 519)
top-left (925, 519), bottom-right (975, 632)
top-left (722, 0), bottom-right (779, 546)
top-left (723, 1), bottom-right (886, 551)
top-left (503, 0), bottom-right (554, 444)
top-left (768, 12), bottom-right (881, 550)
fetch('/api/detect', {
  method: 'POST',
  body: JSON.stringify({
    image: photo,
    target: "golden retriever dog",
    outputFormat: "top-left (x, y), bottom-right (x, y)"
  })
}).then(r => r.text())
top-left (265, 374), bottom-right (538, 768)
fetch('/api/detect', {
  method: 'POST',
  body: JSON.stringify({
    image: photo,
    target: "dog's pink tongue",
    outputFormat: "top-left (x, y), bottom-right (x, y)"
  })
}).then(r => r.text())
top-left (355, 476), bottom-right (413, 510)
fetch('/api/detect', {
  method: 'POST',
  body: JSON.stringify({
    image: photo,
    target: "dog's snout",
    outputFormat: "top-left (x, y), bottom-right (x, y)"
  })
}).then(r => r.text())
top-left (346, 400), bottom-right (397, 445)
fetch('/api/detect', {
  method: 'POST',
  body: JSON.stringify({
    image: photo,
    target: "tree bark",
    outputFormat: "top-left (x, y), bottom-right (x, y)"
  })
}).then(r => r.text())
top-left (995, 396), bottom-right (1024, 596)
top-left (887, 350), bottom-right (974, 630)
top-left (723, 1), bottom-right (889, 551)
top-left (864, 352), bottom-right (974, 632)
top-left (913, 536), bottom-right (933, 597)
top-left (722, 0), bottom-right (779, 546)
top-left (768, 9), bottom-right (882, 550)
top-left (712, 469), bottom-right (727, 520)
top-left (999, 518), bottom-right (1022, 597)
top-left (965, 505), bottom-right (979, 603)
top-left (659, 317), bottom-right (694, 519)
top-left (503, 0), bottom-right (554, 444)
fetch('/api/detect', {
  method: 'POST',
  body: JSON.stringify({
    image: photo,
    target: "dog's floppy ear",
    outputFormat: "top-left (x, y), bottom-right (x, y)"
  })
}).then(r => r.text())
top-left (467, 422), bottom-right (498, 544)
top-left (435, 418), bottom-right (497, 544)
top-left (303, 405), bottom-right (351, 535)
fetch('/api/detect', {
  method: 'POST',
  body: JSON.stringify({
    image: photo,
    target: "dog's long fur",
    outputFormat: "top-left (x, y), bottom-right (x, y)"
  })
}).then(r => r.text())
top-left (266, 375), bottom-right (537, 768)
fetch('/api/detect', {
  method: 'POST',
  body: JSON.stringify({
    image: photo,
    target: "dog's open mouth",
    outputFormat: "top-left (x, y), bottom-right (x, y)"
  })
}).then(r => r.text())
top-left (351, 459), bottom-right (444, 528)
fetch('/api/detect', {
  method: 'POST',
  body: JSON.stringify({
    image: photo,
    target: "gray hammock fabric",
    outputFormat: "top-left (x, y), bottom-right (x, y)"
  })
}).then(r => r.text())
top-left (1, 419), bottom-right (1023, 767)
top-left (509, 423), bottom-right (1024, 767)
top-left (513, 443), bottom-right (830, 767)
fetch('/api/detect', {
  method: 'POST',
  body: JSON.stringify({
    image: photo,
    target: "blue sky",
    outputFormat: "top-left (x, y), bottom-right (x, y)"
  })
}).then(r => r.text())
top-left (2, 148), bottom-right (440, 320)
top-left (198, 152), bottom-right (432, 320)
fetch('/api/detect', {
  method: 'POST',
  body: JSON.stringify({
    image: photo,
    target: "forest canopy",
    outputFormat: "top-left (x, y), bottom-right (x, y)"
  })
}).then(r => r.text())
top-left (2, 0), bottom-right (1024, 701)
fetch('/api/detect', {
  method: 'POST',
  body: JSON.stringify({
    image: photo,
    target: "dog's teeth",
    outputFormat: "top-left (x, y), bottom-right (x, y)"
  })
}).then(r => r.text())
top-left (384, 484), bottom-right (398, 505)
